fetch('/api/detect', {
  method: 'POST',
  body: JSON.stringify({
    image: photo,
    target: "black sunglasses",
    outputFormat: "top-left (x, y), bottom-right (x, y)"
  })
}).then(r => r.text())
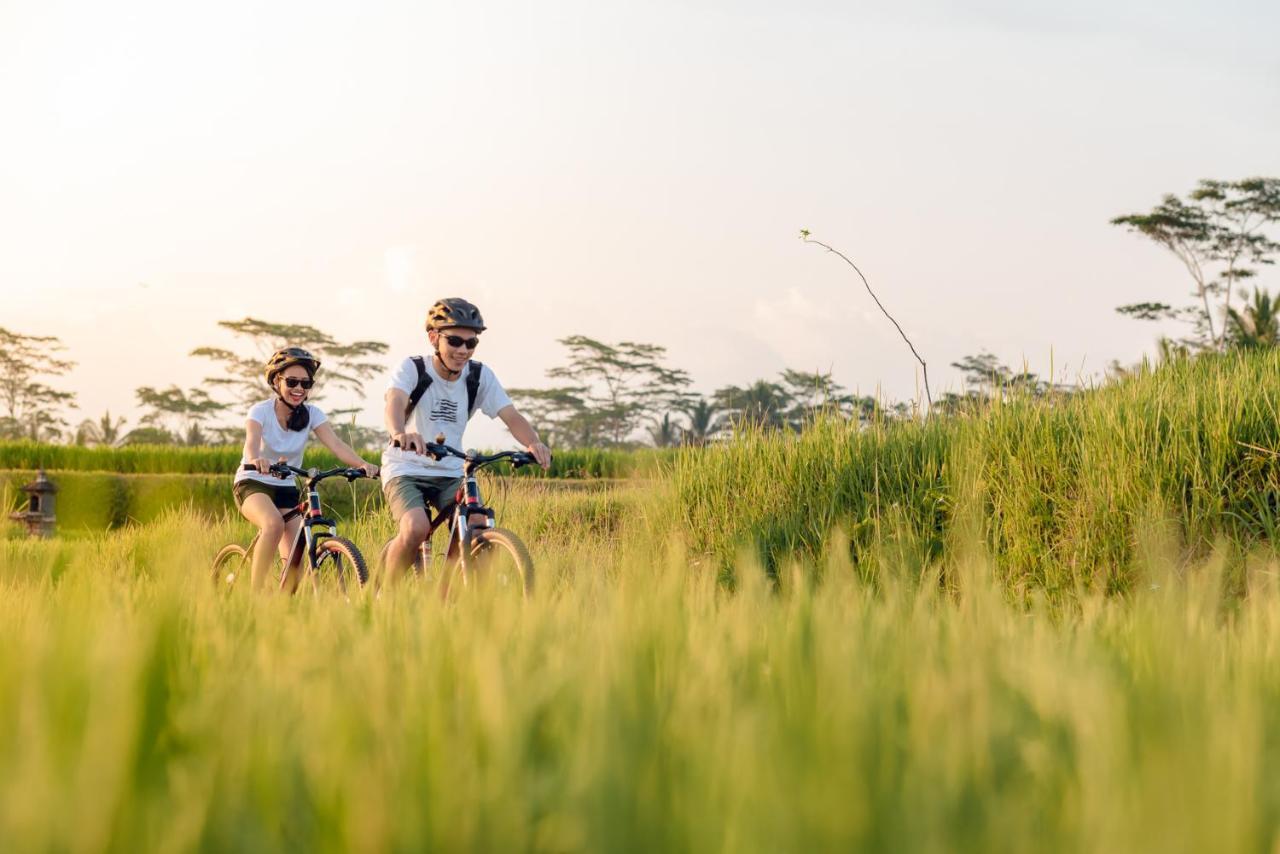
top-left (283, 377), bottom-right (315, 389)
top-left (441, 334), bottom-right (480, 350)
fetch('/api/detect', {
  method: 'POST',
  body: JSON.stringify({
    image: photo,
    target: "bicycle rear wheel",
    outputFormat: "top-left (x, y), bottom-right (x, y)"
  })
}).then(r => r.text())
top-left (444, 527), bottom-right (534, 601)
top-left (211, 542), bottom-right (250, 591)
top-left (313, 535), bottom-right (369, 595)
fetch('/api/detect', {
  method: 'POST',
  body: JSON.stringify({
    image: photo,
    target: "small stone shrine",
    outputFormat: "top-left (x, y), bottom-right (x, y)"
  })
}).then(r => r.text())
top-left (9, 470), bottom-right (58, 538)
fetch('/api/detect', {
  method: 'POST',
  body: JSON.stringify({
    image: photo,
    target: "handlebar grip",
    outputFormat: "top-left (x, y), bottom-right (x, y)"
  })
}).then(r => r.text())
top-left (242, 463), bottom-right (255, 471)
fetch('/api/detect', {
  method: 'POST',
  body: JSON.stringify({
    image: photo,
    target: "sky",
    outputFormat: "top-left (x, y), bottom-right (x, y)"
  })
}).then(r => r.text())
top-left (2, 0), bottom-right (1278, 448)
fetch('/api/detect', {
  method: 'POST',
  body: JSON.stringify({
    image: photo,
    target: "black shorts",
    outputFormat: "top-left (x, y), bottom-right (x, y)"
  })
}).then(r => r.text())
top-left (233, 479), bottom-right (301, 511)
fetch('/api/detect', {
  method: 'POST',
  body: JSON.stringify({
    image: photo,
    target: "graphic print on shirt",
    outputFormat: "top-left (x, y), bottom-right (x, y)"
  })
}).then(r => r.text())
top-left (429, 398), bottom-right (459, 423)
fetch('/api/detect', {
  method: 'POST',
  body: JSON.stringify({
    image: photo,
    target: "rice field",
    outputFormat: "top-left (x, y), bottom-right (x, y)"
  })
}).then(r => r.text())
top-left (3, 350), bottom-right (1280, 851)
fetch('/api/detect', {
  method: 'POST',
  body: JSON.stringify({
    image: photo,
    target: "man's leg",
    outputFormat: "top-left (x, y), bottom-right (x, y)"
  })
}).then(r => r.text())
top-left (385, 507), bottom-right (431, 587)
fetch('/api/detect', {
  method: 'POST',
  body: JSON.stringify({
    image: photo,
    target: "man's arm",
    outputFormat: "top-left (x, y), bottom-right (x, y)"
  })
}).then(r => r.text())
top-left (497, 405), bottom-right (552, 469)
top-left (384, 388), bottom-right (427, 455)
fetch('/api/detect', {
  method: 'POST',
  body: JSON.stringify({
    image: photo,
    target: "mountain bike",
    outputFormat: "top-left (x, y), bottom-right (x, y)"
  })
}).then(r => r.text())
top-left (380, 439), bottom-right (537, 599)
top-left (213, 463), bottom-right (373, 595)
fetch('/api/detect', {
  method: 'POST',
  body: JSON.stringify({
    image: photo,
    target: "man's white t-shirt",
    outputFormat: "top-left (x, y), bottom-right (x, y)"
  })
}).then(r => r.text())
top-left (380, 357), bottom-right (513, 480)
top-left (234, 400), bottom-right (327, 485)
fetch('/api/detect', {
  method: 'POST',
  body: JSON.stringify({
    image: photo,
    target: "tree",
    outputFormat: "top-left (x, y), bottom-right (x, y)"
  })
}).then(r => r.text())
top-left (134, 386), bottom-right (228, 446)
top-left (713, 380), bottom-right (792, 431)
top-left (505, 387), bottom-right (599, 449)
top-left (75, 411), bottom-right (128, 447)
top-left (326, 416), bottom-right (385, 451)
top-left (937, 352), bottom-right (1071, 413)
top-left (1226, 287), bottom-right (1280, 350)
top-left (121, 426), bottom-right (179, 446)
top-left (541, 336), bottom-right (692, 447)
top-left (0, 327), bottom-right (76, 442)
top-left (681, 397), bottom-right (724, 446)
top-left (778, 368), bottom-right (865, 428)
top-left (1113, 178), bottom-right (1280, 352)
top-left (648, 413), bottom-right (682, 448)
top-left (191, 318), bottom-right (389, 406)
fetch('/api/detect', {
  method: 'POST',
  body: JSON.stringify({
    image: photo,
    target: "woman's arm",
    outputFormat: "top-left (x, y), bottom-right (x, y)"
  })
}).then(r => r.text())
top-left (243, 419), bottom-right (271, 473)
top-left (312, 422), bottom-right (380, 476)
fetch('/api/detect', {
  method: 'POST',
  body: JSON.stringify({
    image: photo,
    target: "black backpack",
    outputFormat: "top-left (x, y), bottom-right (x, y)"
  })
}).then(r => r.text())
top-left (404, 357), bottom-right (483, 419)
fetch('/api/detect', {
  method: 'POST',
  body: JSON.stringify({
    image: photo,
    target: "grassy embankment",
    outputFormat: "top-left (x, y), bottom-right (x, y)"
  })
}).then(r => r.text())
top-left (0, 444), bottom-right (672, 534)
top-left (0, 442), bottom-right (672, 478)
top-left (3, 351), bottom-right (1280, 849)
top-left (676, 349), bottom-right (1280, 600)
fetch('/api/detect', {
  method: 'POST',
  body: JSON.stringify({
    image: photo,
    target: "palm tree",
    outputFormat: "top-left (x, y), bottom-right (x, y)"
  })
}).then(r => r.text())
top-left (75, 410), bottom-right (127, 446)
top-left (681, 397), bottom-right (723, 446)
top-left (1226, 288), bottom-right (1280, 350)
top-left (713, 381), bottom-right (792, 431)
top-left (647, 412), bottom-right (682, 448)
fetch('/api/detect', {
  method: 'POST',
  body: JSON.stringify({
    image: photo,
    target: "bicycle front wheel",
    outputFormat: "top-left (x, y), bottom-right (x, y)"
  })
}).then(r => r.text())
top-left (313, 535), bottom-right (370, 595)
top-left (449, 527), bottom-right (534, 600)
top-left (211, 543), bottom-right (250, 591)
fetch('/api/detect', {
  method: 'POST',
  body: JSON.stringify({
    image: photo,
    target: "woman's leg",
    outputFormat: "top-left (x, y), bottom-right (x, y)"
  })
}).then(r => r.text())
top-left (239, 493), bottom-right (287, 591)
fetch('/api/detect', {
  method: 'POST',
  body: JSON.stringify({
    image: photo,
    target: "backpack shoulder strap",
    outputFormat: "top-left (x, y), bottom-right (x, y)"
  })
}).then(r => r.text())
top-left (405, 356), bottom-right (431, 418)
top-left (466, 361), bottom-right (483, 416)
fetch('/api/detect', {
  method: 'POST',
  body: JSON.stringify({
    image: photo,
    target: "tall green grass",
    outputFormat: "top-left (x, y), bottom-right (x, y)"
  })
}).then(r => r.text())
top-left (675, 350), bottom-right (1280, 599)
top-left (2, 510), bottom-right (1280, 850)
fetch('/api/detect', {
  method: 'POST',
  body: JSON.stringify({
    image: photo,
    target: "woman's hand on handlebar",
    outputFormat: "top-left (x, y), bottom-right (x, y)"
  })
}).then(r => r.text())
top-left (358, 462), bottom-right (380, 479)
top-left (392, 431), bottom-right (427, 456)
top-left (250, 457), bottom-right (272, 475)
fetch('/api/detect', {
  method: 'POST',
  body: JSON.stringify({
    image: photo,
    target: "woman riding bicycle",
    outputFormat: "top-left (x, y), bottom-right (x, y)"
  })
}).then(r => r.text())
top-left (234, 347), bottom-right (379, 591)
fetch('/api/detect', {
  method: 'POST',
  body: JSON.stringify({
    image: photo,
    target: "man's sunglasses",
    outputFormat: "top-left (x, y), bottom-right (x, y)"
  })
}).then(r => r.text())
top-left (282, 378), bottom-right (315, 389)
top-left (441, 334), bottom-right (480, 350)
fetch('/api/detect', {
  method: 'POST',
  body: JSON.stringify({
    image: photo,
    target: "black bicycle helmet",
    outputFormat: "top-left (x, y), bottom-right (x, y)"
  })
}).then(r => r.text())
top-left (426, 298), bottom-right (486, 332)
top-left (264, 347), bottom-right (321, 386)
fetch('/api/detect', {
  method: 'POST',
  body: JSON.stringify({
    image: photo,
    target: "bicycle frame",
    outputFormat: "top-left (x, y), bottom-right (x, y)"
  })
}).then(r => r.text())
top-left (278, 484), bottom-right (343, 577)
top-left (241, 463), bottom-right (369, 587)
top-left (390, 444), bottom-right (533, 572)
top-left (415, 463), bottom-right (495, 559)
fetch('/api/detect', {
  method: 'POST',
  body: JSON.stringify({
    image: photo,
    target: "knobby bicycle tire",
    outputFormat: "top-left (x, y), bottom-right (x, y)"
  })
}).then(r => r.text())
top-left (315, 535), bottom-right (370, 591)
top-left (211, 543), bottom-right (249, 590)
top-left (447, 527), bottom-right (534, 600)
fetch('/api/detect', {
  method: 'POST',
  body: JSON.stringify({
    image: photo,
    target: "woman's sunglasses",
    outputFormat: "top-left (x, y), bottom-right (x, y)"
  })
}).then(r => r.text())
top-left (441, 334), bottom-right (480, 350)
top-left (282, 378), bottom-right (315, 389)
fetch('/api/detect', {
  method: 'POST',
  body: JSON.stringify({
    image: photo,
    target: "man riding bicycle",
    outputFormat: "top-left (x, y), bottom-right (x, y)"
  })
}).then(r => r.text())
top-left (381, 297), bottom-right (552, 585)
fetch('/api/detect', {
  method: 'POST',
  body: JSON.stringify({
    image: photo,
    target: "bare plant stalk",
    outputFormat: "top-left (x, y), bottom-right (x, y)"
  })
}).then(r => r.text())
top-left (800, 230), bottom-right (933, 411)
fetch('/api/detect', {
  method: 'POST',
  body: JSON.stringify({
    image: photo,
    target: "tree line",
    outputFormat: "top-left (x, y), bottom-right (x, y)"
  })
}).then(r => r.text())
top-left (3, 175), bottom-right (1277, 448)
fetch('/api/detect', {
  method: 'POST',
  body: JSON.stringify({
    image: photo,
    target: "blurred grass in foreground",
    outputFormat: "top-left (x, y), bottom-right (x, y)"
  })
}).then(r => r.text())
top-left (2, 511), bottom-right (1280, 851)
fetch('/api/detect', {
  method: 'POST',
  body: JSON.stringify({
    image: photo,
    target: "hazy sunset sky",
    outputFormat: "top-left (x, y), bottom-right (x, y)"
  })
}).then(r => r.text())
top-left (2, 0), bottom-right (1278, 446)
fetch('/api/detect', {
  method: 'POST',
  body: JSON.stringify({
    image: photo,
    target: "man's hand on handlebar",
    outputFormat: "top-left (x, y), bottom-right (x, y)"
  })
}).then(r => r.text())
top-left (392, 431), bottom-right (427, 456)
top-left (526, 442), bottom-right (552, 470)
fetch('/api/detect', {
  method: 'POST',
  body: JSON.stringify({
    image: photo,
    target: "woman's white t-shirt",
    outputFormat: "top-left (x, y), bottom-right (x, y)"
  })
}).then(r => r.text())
top-left (234, 399), bottom-right (327, 486)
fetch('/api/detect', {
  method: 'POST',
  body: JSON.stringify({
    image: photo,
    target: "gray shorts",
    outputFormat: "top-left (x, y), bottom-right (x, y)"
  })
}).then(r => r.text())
top-left (383, 475), bottom-right (463, 522)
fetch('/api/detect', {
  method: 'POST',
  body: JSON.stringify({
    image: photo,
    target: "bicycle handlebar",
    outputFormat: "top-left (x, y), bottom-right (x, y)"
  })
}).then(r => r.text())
top-left (391, 440), bottom-right (542, 470)
top-left (241, 463), bottom-right (374, 482)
